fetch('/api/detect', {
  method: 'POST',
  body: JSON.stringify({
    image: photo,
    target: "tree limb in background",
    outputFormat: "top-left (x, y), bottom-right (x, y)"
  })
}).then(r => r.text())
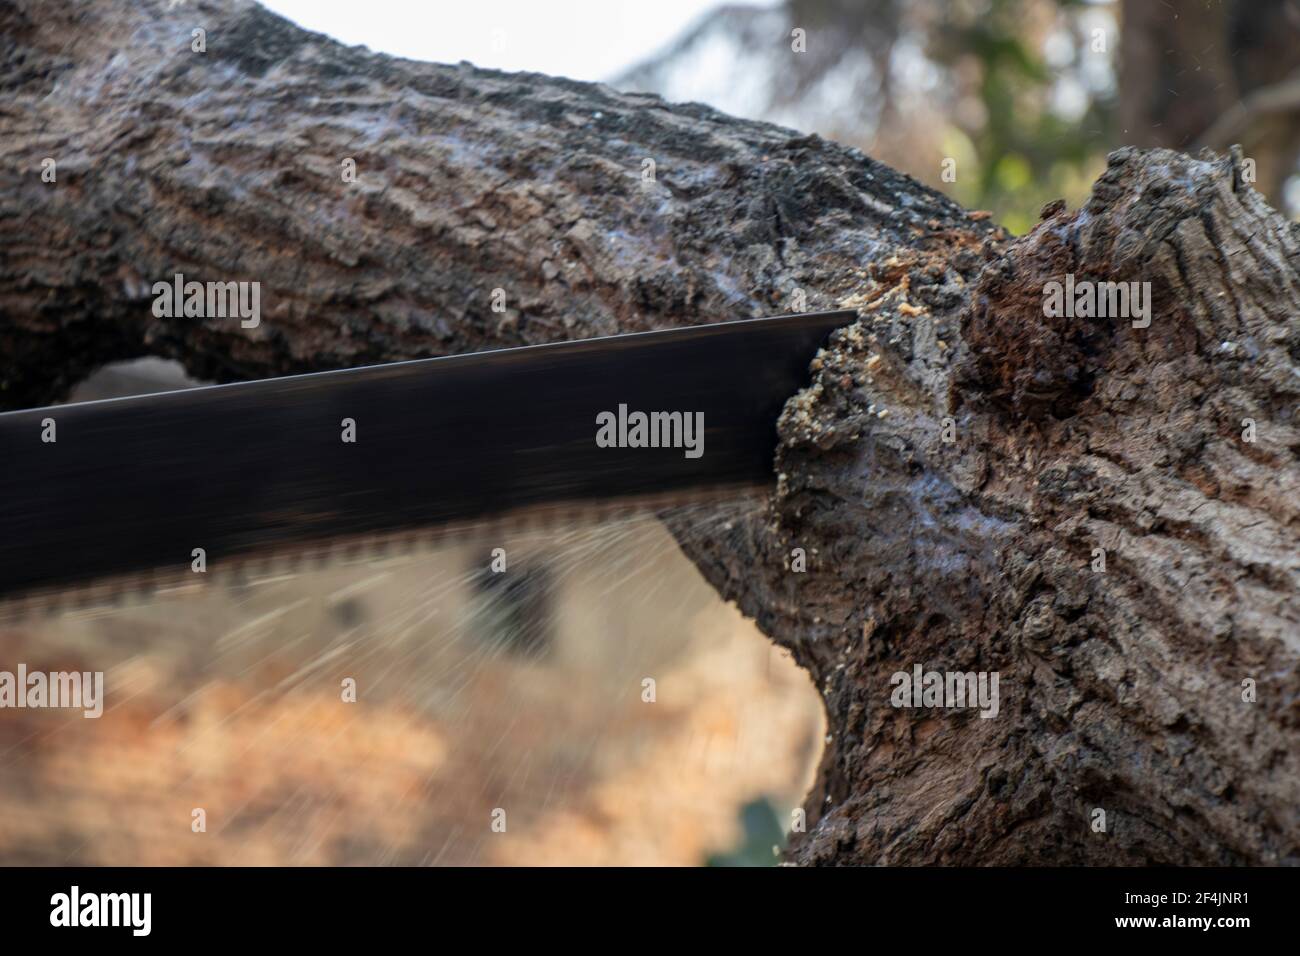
top-left (1121, 0), bottom-right (1300, 209)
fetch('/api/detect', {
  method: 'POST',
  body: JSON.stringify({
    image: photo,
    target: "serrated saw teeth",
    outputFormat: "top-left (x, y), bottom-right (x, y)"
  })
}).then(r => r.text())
top-left (0, 487), bottom-right (766, 621)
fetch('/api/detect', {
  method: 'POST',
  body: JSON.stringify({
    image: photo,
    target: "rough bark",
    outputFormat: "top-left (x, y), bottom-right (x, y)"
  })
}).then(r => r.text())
top-left (698, 148), bottom-right (1300, 865)
top-left (2, 0), bottom-right (1297, 864)
top-left (0, 0), bottom-right (985, 408)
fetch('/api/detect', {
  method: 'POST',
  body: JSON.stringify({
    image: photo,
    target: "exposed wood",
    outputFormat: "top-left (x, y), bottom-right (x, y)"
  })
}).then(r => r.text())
top-left (2, 0), bottom-right (1297, 864)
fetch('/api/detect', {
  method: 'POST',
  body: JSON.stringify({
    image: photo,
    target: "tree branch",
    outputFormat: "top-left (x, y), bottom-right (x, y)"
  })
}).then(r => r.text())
top-left (3, 0), bottom-right (1297, 865)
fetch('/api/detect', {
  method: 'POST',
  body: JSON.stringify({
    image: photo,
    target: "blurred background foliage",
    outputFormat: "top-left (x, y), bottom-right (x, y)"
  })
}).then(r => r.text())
top-left (619, 0), bottom-right (1300, 233)
top-left (705, 797), bottom-right (788, 866)
top-left (925, 0), bottom-right (1115, 233)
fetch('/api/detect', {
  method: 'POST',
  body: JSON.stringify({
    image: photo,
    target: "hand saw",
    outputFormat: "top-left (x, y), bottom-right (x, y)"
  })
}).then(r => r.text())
top-left (0, 311), bottom-right (852, 612)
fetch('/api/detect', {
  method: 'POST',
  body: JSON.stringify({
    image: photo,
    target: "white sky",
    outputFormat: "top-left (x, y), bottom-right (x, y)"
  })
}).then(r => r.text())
top-left (261, 0), bottom-right (778, 82)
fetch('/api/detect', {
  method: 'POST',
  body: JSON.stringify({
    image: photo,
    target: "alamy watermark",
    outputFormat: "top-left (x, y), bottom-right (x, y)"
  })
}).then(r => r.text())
top-left (0, 664), bottom-right (104, 718)
top-left (596, 404), bottom-right (704, 459)
top-left (50, 886), bottom-right (150, 936)
top-left (1042, 273), bottom-right (1151, 329)
top-left (890, 664), bottom-right (1000, 719)
top-left (152, 272), bottom-right (260, 328)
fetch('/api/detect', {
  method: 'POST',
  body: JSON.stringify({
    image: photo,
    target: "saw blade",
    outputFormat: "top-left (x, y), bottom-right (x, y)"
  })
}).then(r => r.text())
top-left (0, 310), bottom-right (852, 613)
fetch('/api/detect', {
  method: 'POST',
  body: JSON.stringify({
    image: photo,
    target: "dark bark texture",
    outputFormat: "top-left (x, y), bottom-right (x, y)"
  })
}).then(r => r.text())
top-left (0, 0), bottom-right (987, 408)
top-left (2, 0), bottom-right (1297, 864)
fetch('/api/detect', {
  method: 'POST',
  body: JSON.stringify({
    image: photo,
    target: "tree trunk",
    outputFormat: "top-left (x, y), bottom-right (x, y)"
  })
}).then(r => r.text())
top-left (1120, 0), bottom-right (1300, 211)
top-left (3, 0), bottom-right (1297, 864)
